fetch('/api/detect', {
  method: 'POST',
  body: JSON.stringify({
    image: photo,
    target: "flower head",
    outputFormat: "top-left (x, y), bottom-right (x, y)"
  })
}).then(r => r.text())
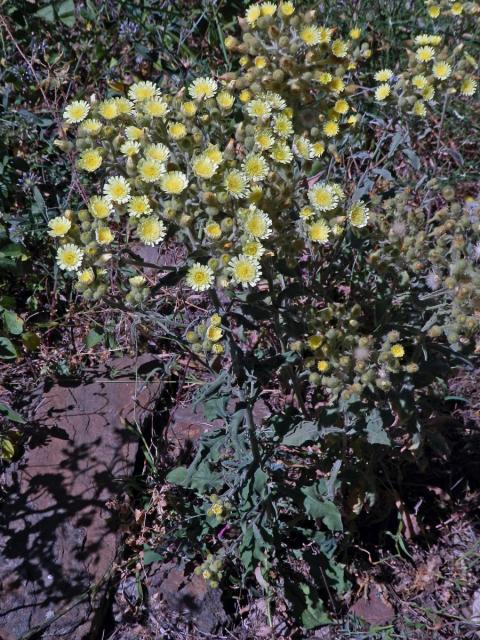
top-left (349, 202), bottom-right (369, 228)
top-left (186, 263), bottom-right (214, 291)
top-left (104, 176), bottom-right (131, 203)
top-left (224, 170), bottom-right (249, 198)
top-left (128, 195), bottom-right (152, 217)
top-left (375, 84), bottom-right (391, 101)
top-left (56, 243), bottom-right (84, 271)
top-left (89, 196), bottom-right (113, 219)
top-left (48, 215), bottom-right (71, 237)
top-left (308, 219), bottom-right (330, 243)
top-left (192, 156), bottom-right (218, 180)
top-left (247, 99), bottom-right (272, 119)
top-left (145, 143), bottom-right (170, 163)
top-left (160, 171), bottom-right (188, 194)
top-left (96, 226), bottom-right (114, 245)
top-left (128, 81), bottom-right (160, 102)
top-left (308, 183), bottom-right (339, 212)
top-left (243, 154), bottom-right (269, 182)
top-left (243, 206), bottom-right (272, 239)
top-left (229, 255), bottom-right (261, 287)
top-left (460, 77), bottom-right (477, 96)
top-left (189, 77), bottom-right (218, 100)
top-left (138, 158), bottom-right (165, 183)
top-left (390, 343), bottom-right (405, 358)
top-left (64, 100), bottom-right (90, 124)
top-left (245, 5), bottom-right (261, 26)
top-left (374, 69), bottom-right (393, 82)
top-left (433, 62), bottom-right (452, 80)
top-left (137, 217), bottom-right (166, 246)
top-left (416, 46), bottom-right (435, 63)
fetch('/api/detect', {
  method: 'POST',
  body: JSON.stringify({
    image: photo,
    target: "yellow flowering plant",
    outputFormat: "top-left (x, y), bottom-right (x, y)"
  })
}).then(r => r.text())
top-left (51, 0), bottom-right (480, 627)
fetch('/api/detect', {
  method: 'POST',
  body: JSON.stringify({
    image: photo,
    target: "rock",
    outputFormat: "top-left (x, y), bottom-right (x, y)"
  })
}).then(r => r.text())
top-left (350, 582), bottom-right (395, 626)
top-left (0, 357), bottom-right (162, 640)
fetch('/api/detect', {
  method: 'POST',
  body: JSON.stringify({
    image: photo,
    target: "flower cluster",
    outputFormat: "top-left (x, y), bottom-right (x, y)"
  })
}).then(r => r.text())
top-left (186, 314), bottom-right (225, 357)
top-left (194, 554), bottom-right (224, 589)
top-left (206, 494), bottom-right (231, 523)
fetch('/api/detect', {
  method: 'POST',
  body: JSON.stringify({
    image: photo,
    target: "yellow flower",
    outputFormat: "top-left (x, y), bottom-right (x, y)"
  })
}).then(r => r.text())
top-left (128, 81), bottom-right (160, 102)
top-left (210, 314), bottom-right (222, 326)
top-left (316, 71), bottom-right (332, 85)
top-left (125, 126), bottom-right (144, 140)
top-left (349, 202), bottom-right (369, 228)
top-left (224, 170), bottom-right (249, 198)
top-left (273, 114), bottom-right (293, 137)
top-left (193, 156), bottom-right (218, 180)
top-left (422, 85), bottom-right (435, 100)
top-left (390, 343), bottom-right (405, 358)
top-left (300, 26), bottom-right (321, 47)
top-left (78, 148), bottom-right (102, 172)
top-left (78, 268), bottom-right (95, 285)
top-left (247, 99), bottom-right (271, 119)
top-left (255, 129), bottom-right (275, 151)
top-left (412, 74), bottom-right (428, 89)
top-left (308, 335), bottom-right (323, 349)
top-left (89, 196), bottom-right (112, 219)
top-left (96, 226), bottom-right (114, 245)
top-left (330, 77), bottom-right (345, 94)
top-left (374, 69), bottom-right (393, 82)
top-left (243, 154), bottom-right (269, 182)
top-left (242, 240), bottom-right (265, 259)
top-left (137, 217), bottom-right (166, 246)
top-left (48, 215), bottom-right (71, 237)
top-left (244, 206), bottom-right (272, 239)
top-left (212, 343), bottom-right (224, 355)
top-left (216, 91), bottom-right (234, 109)
top-left (312, 141), bottom-right (325, 157)
top-left (104, 176), bottom-right (131, 203)
top-left (254, 55), bottom-right (267, 69)
top-left (318, 27), bottom-right (333, 44)
top-left (331, 39), bottom-right (348, 58)
top-left (138, 159), bottom-right (165, 183)
top-left (294, 136), bottom-right (313, 159)
top-left (80, 118), bottom-right (102, 135)
top-left (460, 77), bottom-right (477, 96)
top-left (145, 143), bottom-right (170, 163)
top-left (334, 99), bottom-right (349, 114)
top-left (308, 220), bottom-right (330, 243)
top-left (308, 183), bottom-right (338, 211)
top-left (317, 360), bottom-right (329, 372)
top-left (120, 141), bottom-right (141, 157)
top-left (416, 46), bottom-right (435, 63)
top-left (375, 83), bottom-right (391, 101)
top-left (239, 89), bottom-right (252, 103)
top-left (56, 243), bottom-right (84, 271)
top-left (189, 77), bottom-right (218, 100)
top-left (245, 5), bottom-right (261, 26)
top-left (323, 120), bottom-right (339, 137)
top-left (205, 221), bottom-right (222, 239)
top-left (143, 98), bottom-right (169, 118)
top-left (206, 325), bottom-right (223, 342)
top-left (229, 255), bottom-right (261, 287)
top-left (433, 62), bottom-right (452, 80)
top-left (204, 145), bottom-right (223, 165)
top-left (160, 171), bottom-right (188, 194)
top-left (64, 100), bottom-right (90, 124)
top-left (427, 5), bottom-right (440, 18)
top-left (260, 1), bottom-right (276, 16)
top-left (451, 2), bottom-right (463, 15)
top-left (299, 206), bottom-right (314, 220)
top-left (168, 122), bottom-right (187, 140)
top-left (181, 101), bottom-right (197, 117)
top-left (349, 27), bottom-right (361, 40)
top-left (128, 196), bottom-right (151, 217)
top-left (270, 142), bottom-right (293, 164)
top-left (115, 97), bottom-right (133, 115)
top-left (279, 1), bottom-right (295, 16)
top-left (186, 263), bottom-right (214, 291)
top-left (98, 99), bottom-right (118, 120)
top-left (413, 100), bottom-right (427, 117)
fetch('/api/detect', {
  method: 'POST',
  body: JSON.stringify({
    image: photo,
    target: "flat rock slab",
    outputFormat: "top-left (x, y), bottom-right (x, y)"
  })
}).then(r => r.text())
top-left (0, 357), bottom-right (163, 640)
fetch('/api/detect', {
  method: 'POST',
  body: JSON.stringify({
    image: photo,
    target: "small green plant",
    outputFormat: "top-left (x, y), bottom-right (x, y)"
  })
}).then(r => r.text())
top-left (51, 0), bottom-right (479, 627)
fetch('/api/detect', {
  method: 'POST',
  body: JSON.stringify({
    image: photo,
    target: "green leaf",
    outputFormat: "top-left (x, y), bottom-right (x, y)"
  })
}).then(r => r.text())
top-left (85, 328), bottom-right (104, 348)
top-left (282, 421), bottom-right (319, 446)
top-left (22, 332), bottom-right (41, 351)
top-left (302, 485), bottom-right (343, 532)
top-left (34, 4), bottom-right (55, 22)
top-left (0, 336), bottom-right (17, 359)
top-left (165, 466), bottom-right (188, 485)
top-left (3, 310), bottom-right (24, 335)
top-left (365, 409), bottom-right (391, 446)
top-left (143, 544), bottom-right (163, 565)
top-left (0, 402), bottom-right (26, 424)
top-left (57, 0), bottom-right (75, 26)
